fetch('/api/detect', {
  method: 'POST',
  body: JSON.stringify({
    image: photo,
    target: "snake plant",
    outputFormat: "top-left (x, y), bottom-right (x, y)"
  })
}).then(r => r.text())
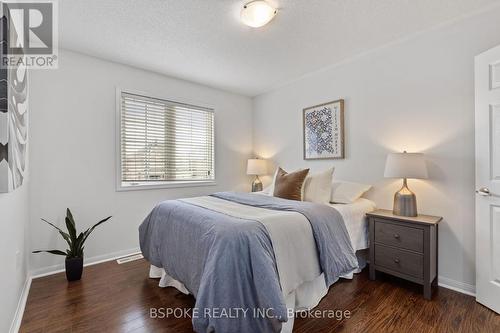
top-left (33, 209), bottom-right (112, 259)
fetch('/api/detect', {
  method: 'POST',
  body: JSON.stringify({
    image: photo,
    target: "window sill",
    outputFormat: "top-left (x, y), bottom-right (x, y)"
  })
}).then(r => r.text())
top-left (116, 180), bottom-right (217, 192)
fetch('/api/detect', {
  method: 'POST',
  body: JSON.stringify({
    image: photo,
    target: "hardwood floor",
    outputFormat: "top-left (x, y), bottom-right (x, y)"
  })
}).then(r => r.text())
top-left (20, 259), bottom-right (499, 333)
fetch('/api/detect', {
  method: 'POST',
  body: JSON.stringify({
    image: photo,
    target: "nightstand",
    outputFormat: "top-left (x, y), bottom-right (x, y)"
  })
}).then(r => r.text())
top-left (367, 209), bottom-right (442, 300)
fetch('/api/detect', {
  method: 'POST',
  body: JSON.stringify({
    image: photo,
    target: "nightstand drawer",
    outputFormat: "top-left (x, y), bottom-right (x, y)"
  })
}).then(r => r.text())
top-left (374, 244), bottom-right (423, 278)
top-left (374, 219), bottom-right (423, 252)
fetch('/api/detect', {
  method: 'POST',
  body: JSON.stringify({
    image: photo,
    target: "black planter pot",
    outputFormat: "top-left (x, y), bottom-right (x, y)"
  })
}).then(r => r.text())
top-left (65, 257), bottom-right (83, 281)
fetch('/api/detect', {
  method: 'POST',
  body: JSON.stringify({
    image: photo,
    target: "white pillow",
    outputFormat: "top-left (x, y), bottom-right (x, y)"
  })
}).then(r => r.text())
top-left (261, 168), bottom-right (279, 196)
top-left (331, 181), bottom-right (371, 204)
top-left (303, 167), bottom-right (335, 204)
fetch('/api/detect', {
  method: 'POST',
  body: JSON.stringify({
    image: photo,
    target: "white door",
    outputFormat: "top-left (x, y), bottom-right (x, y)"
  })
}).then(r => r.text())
top-left (475, 45), bottom-right (500, 314)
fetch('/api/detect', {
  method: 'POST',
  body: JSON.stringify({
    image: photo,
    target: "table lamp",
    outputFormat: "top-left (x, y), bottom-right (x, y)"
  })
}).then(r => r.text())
top-left (247, 158), bottom-right (267, 192)
top-left (384, 151), bottom-right (428, 217)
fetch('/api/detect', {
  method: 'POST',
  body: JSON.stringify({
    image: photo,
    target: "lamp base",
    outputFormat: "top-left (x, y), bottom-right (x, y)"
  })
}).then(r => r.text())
top-left (393, 178), bottom-right (417, 217)
top-left (251, 176), bottom-right (263, 192)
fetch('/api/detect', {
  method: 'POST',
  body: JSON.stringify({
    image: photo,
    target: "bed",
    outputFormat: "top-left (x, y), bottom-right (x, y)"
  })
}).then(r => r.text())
top-left (139, 191), bottom-right (375, 333)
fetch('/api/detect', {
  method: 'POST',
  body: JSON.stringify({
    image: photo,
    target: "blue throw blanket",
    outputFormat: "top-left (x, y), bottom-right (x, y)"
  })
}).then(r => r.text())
top-left (139, 192), bottom-right (358, 333)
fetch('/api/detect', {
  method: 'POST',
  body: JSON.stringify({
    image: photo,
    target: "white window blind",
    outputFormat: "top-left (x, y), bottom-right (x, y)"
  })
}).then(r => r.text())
top-left (120, 92), bottom-right (214, 186)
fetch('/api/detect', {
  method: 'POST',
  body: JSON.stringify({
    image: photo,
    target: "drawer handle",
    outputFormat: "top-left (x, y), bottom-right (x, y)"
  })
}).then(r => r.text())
top-left (394, 258), bottom-right (400, 264)
top-left (394, 233), bottom-right (400, 239)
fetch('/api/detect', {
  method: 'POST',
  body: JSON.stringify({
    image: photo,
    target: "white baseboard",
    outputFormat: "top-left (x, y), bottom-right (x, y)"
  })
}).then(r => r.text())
top-left (9, 276), bottom-right (32, 333)
top-left (30, 247), bottom-right (141, 279)
top-left (438, 275), bottom-right (476, 297)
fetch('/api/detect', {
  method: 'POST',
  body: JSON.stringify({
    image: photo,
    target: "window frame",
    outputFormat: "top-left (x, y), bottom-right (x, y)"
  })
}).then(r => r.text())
top-left (115, 88), bottom-right (217, 191)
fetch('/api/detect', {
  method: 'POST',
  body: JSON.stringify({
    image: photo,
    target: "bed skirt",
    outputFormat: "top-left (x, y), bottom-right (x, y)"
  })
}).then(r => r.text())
top-left (149, 250), bottom-right (367, 333)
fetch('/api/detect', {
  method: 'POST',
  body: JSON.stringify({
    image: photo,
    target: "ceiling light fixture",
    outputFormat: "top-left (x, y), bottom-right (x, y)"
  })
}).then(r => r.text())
top-left (240, 1), bottom-right (277, 28)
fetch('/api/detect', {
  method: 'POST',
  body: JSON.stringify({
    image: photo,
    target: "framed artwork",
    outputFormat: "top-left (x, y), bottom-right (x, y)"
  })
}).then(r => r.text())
top-left (0, 16), bottom-right (28, 192)
top-left (303, 99), bottom-right (344, 160)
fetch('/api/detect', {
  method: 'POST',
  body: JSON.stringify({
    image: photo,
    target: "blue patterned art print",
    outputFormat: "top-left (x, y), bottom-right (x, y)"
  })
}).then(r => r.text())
top-left (303, 100), bottom-right (344, 160)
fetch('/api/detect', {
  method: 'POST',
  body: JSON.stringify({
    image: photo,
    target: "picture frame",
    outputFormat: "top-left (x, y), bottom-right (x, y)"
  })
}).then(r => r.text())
top-left (303, 99), bottom-right (344, 160)
top-left (0, 15), bottom-right (28, 193)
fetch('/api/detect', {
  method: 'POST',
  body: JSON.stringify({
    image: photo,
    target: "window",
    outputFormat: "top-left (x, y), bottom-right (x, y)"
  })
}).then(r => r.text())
top-left (118, 91), bottom-right (215, 190)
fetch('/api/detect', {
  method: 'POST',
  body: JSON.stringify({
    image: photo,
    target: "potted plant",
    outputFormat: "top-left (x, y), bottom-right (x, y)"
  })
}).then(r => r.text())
top-left (33, 209), bottom-right (111, 281)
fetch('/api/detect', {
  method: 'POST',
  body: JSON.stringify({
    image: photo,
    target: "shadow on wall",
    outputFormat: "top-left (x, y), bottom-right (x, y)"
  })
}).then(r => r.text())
top-left (222, 145), bottom-right (254, 192)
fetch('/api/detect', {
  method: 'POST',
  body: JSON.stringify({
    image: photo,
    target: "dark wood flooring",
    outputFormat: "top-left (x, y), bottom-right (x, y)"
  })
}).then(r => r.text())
top-left (20, 259), bottom-right (499, 333)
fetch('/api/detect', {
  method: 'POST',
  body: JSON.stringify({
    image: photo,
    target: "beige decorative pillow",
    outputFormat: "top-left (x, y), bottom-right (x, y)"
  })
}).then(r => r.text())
top-left (331, 181), bottom-right (372, 204)
top-left (303, 167), bottom-right (335, 204)
top-left (273, 167), bottom-right (310, 201)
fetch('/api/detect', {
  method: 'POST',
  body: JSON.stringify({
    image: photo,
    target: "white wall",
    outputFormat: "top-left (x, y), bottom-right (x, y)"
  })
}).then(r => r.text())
top-left (253, 7), bottom-right (500, 290)
top-left (0, 185), bottom-right (29, 332)
top-left (29, 50), bottom-right (253, 274)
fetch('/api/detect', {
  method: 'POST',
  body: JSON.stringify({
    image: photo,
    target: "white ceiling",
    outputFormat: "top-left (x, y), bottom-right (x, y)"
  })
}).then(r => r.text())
top-left (60, 0), bottom-right (500, 96)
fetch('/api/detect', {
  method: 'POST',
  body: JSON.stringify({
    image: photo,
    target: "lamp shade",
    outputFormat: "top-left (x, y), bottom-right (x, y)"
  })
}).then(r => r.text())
top-left (247, 159), bottom-right (267, 175)
top-left (384, 152), bottom-right (428, 179)
top-left (240, 1), bottom-right (277, 28)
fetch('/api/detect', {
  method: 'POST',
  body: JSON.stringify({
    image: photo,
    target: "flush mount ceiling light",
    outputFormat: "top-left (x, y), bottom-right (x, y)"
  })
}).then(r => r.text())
top-left (240, 1), bottom-right (277, 28)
